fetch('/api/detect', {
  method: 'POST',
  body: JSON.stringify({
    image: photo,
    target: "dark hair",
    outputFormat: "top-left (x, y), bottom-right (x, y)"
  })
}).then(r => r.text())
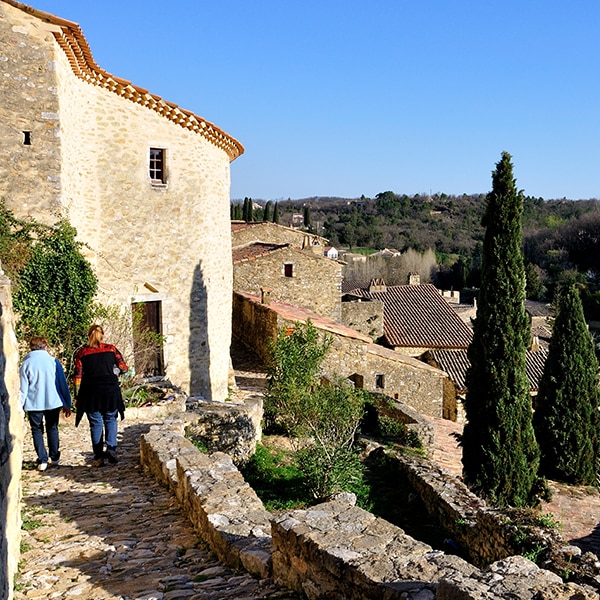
top-left (29, 336), bottom-right (48, 351)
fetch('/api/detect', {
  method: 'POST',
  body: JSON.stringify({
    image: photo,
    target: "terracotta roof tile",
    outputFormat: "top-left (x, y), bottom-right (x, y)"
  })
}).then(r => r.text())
top-left (427, 348), bottom-right (548, 392)
top-left (350, 284), bottom-right (473, 349)
top-left (4, 0), bottom-right (243, 160)
top-left (232, 242), bottom-right (288, 264)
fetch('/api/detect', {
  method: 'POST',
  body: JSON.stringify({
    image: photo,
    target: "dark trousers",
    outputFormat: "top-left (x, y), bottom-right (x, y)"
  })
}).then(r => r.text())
top-left (27, 407), bottom-right (61, 464)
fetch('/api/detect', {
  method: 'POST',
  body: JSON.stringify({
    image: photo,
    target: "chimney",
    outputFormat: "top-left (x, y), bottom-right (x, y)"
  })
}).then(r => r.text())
top-left (408, 272), bottom-right (420, 285)
top-left (530, 335), bottom-right (540, 352)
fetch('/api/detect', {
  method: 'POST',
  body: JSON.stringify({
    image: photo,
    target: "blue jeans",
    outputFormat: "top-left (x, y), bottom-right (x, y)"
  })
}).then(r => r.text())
top-left (86, 410), bottom-right (118, 458)
top-left (28, 408), bottom-right (61, 464)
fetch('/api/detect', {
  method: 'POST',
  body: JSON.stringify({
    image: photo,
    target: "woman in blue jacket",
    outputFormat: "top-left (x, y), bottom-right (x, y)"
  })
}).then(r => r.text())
top-left (20, 336), bottom-right (72, 471)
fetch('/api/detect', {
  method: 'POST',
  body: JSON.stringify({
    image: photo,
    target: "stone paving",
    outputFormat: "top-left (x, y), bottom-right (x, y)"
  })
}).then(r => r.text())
top-left (428, 415), bottom-right (600, 556)
top-left (15, 341), bottom-right (600, 599)
top-left (16, 414), bottom-right (298, 600)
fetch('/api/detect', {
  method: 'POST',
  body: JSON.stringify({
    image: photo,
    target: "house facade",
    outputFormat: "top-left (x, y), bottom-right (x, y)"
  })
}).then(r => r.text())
top-left (232, 242), bottom-right (343, 321)
top-left (233, 291), bottom-right (446, 419)
top-left (0, 1), bottom-right (243, 399)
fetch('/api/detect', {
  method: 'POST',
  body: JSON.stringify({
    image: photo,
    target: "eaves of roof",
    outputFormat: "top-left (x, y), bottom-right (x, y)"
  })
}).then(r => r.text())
top-left (4, 0), bottom-right (244, 161)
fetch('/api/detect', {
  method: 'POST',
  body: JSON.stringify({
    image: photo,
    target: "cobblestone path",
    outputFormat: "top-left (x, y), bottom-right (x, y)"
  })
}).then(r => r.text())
top-left (16, 415), bottom-right (298, 600)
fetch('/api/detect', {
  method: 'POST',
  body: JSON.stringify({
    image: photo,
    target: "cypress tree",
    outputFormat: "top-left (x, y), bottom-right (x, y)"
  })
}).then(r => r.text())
top-left (273, 202), bottom-right (280, 224)
top-left (242, 197), bottom-right (249, 222)
top-left (533, 285), bottom-right (600, 484)
top-left (303, 205), bottom-right (311, 229)
top-left (263, 201), bottom-right (272, 222)
top-left (462, 151), bottom-right (542, 507)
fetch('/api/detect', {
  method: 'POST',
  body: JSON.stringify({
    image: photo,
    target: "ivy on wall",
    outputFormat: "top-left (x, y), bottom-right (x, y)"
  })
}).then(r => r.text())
top-left (0, 202), bottom-right (97, 370)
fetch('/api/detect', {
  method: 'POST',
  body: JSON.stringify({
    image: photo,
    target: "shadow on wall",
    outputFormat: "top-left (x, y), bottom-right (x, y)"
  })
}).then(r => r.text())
top-left (0, 311), bottom-right (13, 600)
top-left (189, 261), bottom-right (210, 399)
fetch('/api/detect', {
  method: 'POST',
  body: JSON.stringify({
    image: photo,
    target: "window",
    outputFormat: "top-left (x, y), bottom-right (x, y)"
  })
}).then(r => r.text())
top-left (23, 131), bottom-right (31, 145)
top-left (376, 374), bottom-right (385, 389)
top-left (284, 263), bottom-right (293, 277)
top-left (149, 148), bottom-right (166, 183)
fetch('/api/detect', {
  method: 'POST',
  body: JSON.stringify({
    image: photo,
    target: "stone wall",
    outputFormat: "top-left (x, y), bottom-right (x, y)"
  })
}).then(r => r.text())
top-left (0, 2), bottom-right (62, 223)
top-left (0, 2), bottom-right (237, 400)
top-left (140, 416), bottom-right (273, 579)
top-left (233, 291), bottom-right (447, 418)
top-left (341, 299), bottom-right (384, 340)
top-left (0, 270), bottom-right (23, 600)
top-left (234, 246), bottom-right (342, 321)
top-left (140, 410), bottom-right (600, 599)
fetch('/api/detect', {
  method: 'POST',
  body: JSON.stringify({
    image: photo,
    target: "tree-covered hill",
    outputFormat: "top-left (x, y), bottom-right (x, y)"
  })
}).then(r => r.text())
top-left (233, 193), bottom-right (600, 314)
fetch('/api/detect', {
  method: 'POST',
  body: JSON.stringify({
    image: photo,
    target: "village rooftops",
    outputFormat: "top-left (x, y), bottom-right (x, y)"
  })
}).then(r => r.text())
top-left (3, 0), bottom-right (243, 160)
top-left (346, 283), bottom-right (474, 350)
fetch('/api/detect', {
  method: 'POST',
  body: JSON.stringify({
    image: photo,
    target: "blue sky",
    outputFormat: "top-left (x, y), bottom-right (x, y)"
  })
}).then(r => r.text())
top-left (31, 1), bottom-right (600, 201)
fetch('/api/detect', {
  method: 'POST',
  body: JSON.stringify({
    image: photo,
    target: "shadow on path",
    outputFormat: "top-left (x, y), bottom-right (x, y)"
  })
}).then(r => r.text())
top-left (17, 419), bottom-right (297, 600)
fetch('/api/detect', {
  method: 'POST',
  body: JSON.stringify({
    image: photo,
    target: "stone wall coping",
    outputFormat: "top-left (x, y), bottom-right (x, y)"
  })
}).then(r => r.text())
top-left (139, 407), bottom-right (600, 599)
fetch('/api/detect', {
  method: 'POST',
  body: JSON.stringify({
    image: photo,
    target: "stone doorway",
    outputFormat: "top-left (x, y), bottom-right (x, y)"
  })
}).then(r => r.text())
top-left (132, 300), bottom-right (165, 376)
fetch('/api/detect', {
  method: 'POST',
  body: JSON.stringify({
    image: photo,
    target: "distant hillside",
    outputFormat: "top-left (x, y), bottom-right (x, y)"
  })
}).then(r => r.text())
top-left (233, 193), bottom-right (600, 314)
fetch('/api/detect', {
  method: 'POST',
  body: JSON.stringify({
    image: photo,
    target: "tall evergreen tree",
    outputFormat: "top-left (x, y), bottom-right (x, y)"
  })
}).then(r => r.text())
top-left (533, 285), bottom-right (600, 484)
top-left (273, 202), bottom-right (280, 224)
top-left (462, 152), bottom-right (542, 507)
top-left (242, 197), bottom-right (249, 222)
top-left (263, 201), bottom-right (272, 222)
top-left (303, 205), bottom-right (311, 229)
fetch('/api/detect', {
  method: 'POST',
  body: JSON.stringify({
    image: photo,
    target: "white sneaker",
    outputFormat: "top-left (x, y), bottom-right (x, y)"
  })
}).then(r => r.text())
top-left (37, 462), bottom-right (48, 472)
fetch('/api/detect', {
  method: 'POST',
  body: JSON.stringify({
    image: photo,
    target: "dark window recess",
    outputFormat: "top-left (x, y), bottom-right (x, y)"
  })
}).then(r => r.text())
top-left (376, 374), bottom-right (385, 389)
top-left (132, 301), bottom-right (165, 377)
top-left (149, 148), bottom-right (165, 183)
top-left (348, 373), bottom-right (364, 389)
top-left (23, 131), bottom-right (31, 145)
top-left (284, 263), bottom-right (293, 277)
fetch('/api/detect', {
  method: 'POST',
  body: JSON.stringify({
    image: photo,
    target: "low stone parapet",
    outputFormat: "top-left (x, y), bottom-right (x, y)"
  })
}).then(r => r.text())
top-left (140, 420), bottom-right (272, 578)
top-left (139, 406), bottom-right (600, 599)
top-left (271, 500), bottom-right (597, 600)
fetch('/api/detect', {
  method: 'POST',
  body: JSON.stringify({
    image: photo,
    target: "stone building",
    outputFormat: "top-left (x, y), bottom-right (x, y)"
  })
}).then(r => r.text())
top-left (232, 242), bottom-right (343, 321)
top-left (0, 269), bottom-right (22, 600)
top-left (231, 221), bottom-right (327, 249)
top-left (343, 280), bottom-right (473, 357)
top-left (0, 0), bottom-right (243, 399)
top-left (233, 291), bottom-right (446, 418)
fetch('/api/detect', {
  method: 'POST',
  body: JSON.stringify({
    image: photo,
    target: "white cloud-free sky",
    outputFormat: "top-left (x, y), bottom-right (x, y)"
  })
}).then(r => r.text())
top-left (30, 0), bottom-right (600, 200)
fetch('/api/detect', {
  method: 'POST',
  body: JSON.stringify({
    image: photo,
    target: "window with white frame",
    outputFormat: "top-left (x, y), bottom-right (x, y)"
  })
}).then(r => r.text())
top-left (149, 148), bottom-right (166, 184)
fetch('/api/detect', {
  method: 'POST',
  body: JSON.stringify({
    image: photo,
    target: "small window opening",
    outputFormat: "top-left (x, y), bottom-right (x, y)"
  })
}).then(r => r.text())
top-left (284, 263), bottom-right (293, 277)
top-left (376, 374), bottom-right (385, 389)
top-left (149, 148), bottom-right (166, 183)
top-left (23, 131), bottom-right (31, 145)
